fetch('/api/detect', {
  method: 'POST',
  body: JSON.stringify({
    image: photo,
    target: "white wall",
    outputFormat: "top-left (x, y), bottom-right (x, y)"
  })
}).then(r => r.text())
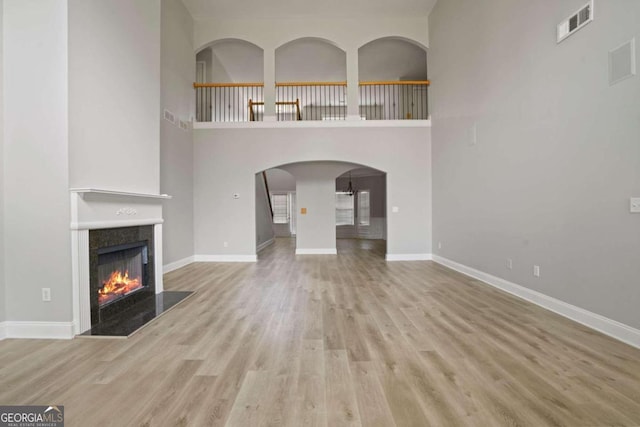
top-left (69, 0), bottom-right (161, 194)
top-left (0, 0), bottom-right (5, 323)
top-left (255, 173), bottom-right (275, 250)
top-left (160, 0), bottom-right (194, 267)
top-left (193, 127), bottom-right (431, 257)
top-left (430, 0), bottom-right (640, 329)
top-left (3, 0), bottom-right (71, 322)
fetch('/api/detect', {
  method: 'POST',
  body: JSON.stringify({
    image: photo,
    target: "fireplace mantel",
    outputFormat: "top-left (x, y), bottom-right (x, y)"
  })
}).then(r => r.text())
top-left (70, 188), bottom-right (168, 335)
top-left (70, 188), bottom-right (172, 200)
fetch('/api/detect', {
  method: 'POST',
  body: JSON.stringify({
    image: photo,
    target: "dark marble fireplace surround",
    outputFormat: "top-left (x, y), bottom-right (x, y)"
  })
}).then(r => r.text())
top-left (89, 225), bottom-right (155, 327)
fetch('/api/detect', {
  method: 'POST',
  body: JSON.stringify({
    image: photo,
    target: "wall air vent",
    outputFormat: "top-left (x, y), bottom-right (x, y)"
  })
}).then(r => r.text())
top-left (163, 109), bottom-right (176, 124)
top-left (557, 1), bottom-right (593, 43)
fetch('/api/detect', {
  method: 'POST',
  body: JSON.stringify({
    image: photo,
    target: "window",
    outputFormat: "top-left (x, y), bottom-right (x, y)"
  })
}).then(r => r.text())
top-left (335, 192), bottom-right (354, 226)
top-left (358, 191), bottom-right (370, 226)
top-left (271, 194), bottom-right (289, 224)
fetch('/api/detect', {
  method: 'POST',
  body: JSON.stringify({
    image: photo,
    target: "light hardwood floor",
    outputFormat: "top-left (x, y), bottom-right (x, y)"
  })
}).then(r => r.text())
top-left (1, 238), bottom-right (640, 426)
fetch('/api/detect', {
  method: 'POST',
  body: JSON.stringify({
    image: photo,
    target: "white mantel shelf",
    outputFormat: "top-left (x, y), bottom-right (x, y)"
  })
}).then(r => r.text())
top-left (70, 188), bottom-right (172, 200)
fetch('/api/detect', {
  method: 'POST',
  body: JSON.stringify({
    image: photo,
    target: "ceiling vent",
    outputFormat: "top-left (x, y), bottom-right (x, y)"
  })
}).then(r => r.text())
top-left (557, 1), bottom-right (593, 43)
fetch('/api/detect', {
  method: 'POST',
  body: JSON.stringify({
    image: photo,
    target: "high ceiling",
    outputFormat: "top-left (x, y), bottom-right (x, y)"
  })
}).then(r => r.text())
top-left (182, 0), bottom-right (438, 19)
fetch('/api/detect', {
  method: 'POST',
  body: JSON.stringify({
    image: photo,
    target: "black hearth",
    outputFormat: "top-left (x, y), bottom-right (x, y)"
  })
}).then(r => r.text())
top-left (84, 225), bottom-right (193, 337)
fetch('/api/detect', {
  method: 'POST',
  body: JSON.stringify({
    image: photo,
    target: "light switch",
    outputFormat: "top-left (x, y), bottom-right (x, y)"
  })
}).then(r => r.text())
top-left (630, 198), bottom-right (640, 213)
top-left (392, 206), bottom-right (399, 213)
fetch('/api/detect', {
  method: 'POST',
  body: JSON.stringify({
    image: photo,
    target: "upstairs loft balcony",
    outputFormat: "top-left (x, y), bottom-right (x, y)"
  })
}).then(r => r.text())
top-left (193, 80), bottom-right (430, 123)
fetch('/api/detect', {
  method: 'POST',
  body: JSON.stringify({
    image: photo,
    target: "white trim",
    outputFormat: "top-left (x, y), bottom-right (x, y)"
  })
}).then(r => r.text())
top-left (194, 119), bottom-right (431, 130)
top-left (295, 248), bottom-right (338, 255)
top-left (70, 218), bottom-right (164, 231)
top-left (0, 322), bottom-right (6, 340)
top-left (163, 256), bottom-right (196, 273)
top-left (432, 255), bottom-right (640, 350)
top-left (70, 188), bottom-right (172, 199)
top-left (3, 321), bottom-right (75, 340)
top-left (257, 238), bottom-right (275, 253)
top-left (194, 254), bottom-right (258, 263)
top-left (385, 253), bottom-right (432, 261)
top-left (154, 224), bottom-right (164, 293)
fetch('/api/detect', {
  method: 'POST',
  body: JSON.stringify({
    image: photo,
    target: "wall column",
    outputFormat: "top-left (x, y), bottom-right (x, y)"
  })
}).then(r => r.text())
top-left (346, 46), bottom-right (360, 120)
top-left (263, 46), bottom-right (276, 119)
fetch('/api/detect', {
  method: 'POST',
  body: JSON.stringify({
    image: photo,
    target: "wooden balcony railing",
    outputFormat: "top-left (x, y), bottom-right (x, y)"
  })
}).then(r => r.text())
top-left (359, 80), bottom-right (430, 120)
top-left (194, 82), bottom-right (264, 122)
top-left (276, 82), bottom-right (347, 121)
top-left (194, 80), bottom-right (429, 122)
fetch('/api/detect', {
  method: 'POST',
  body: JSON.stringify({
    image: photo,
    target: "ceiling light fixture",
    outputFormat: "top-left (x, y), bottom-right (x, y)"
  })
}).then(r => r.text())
top-left (344, 171), bottom-right (358, 197)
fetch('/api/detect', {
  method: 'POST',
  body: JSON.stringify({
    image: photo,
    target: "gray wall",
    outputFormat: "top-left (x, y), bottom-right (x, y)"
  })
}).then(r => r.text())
top-left (281, 162), bottom-right (356, 252)
top-left (160, 0), bottom-right (195, 266)
top-left (265, 168), bottom-right (296, 192)
top-left (255, 173), bottom-right (275, 249)
top-left (265, 168), bottom-right (296, 237)
top-left (0, 0), bottom-right (5, 323)
top-left (336, 174), bottom-right (386, 239)
top-left (69, 0), bottom-right (161, 194)
top-left (193, 127), bottom-right (431, 257)
top-left (211, 40), bottom-right (263, 83)
top-left (276, 39), bottom-right (346, 82)
top-left (3, 0), bottom-right (71, 322)
top-left (195, 47), bottom-right (213, 82)
top-left (336, 175), bottom-right (386, 217)
top-left (430, 0), bottom-right (640, 329)
top-left (359, 38), bottom-right (428, 81)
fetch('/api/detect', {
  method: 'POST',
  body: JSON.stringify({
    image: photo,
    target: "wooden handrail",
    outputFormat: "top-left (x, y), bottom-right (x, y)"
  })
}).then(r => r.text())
top-left (262, 171), bottom-right (273, 218)
top-left (359, 80), bottom-right (430, 86)
top-left (275, 81), bottom-right (347, 87)
top-left (193, 82), bottom-right (264, 88)
top-left (194, 80), bottom-right (430, 89)
top-left (249, 99), bottom-right (301, 121)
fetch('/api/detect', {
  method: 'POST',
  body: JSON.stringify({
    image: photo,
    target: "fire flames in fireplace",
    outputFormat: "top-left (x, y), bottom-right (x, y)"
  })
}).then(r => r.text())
top-left (98, 270), bottom-right (142, 305)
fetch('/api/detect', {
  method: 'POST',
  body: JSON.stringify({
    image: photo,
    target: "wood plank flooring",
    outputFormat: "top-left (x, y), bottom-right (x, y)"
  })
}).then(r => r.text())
top-left (1, 238), bottom-right (640, 426)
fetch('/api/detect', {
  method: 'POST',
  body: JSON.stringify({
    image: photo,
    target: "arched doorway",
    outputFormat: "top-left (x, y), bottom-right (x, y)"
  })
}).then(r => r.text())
top-left (256, 161), bottom-right (387, 259)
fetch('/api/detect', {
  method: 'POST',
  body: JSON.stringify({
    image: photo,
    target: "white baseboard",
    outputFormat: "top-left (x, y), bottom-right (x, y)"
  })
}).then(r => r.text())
top-left (295, 248), bottom-right (338, 255)
top-left (386, 253), bottom-right (432, 261)
top-left (257, 238), bottom-right (275, 253)
top-left (2, 321), bottom-right (75, 340)
top-left (163, 256), bottom-right (196, 273)
top-left (194, 254), bottom-right (257, 263)
top-left (0, 322), bottom-right (6, 340)
top-left (432, 255), bottom-right (640, 349)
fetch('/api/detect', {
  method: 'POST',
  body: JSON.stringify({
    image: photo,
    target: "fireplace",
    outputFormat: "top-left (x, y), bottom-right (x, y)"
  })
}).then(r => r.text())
top-left (89, 226), bottom-right (155, 327)
top-left (97, 242), bottom-right (148, 305)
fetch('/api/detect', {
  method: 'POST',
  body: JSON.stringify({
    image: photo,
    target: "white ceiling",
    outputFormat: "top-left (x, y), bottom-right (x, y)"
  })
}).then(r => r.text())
top-left (182, 0), bottom-right (438, 19)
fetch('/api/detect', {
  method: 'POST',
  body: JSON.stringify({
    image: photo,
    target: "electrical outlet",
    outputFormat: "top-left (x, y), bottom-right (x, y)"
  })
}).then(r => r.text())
top-left (507, 259), bottom-right (513, 270)
top-left (42, 288), bottom-right (51, 302)
top-left (223, 241), bottom-right (229, 248)
top-left (630, 198), bottom-right (640, 213)
top-left (533, 265), bottom-right (540, 277)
